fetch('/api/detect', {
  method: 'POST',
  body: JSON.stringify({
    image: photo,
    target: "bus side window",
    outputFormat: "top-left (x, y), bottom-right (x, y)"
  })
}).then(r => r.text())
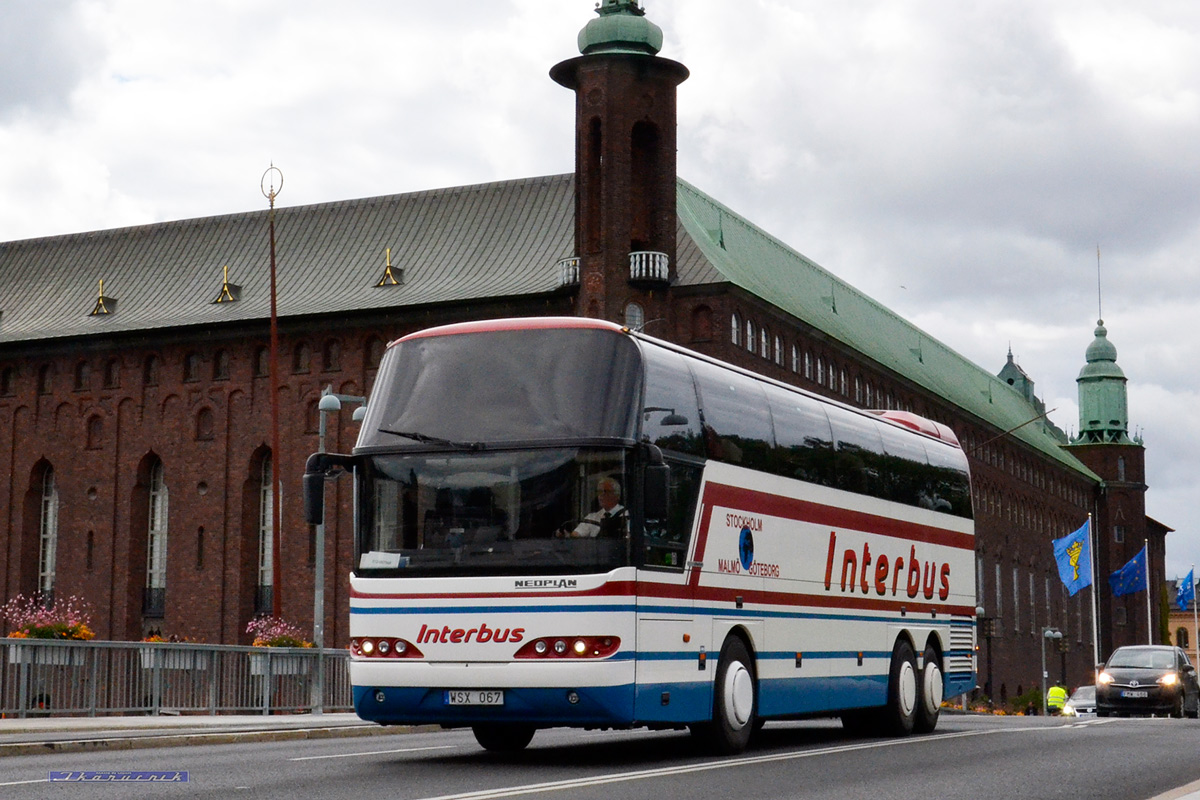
top-left (763, 385), bottom-right (835, 486)
top-left (875, 420), bottom-right (931, 507)
top-left (640, 345), bottom-right (704, 457)
top-left (688, 360), bottom-right (775, 470)
top-left (825, 406), bottom-right (886, 499)
top-left (643, 458), bottom-right (702, 570)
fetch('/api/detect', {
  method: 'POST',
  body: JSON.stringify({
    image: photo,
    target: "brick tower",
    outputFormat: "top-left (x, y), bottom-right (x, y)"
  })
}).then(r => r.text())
top-left (551, 0), bottom-right (689, 333)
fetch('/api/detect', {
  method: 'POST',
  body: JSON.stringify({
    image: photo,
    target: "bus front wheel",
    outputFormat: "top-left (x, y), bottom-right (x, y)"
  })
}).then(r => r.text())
top-left (693, 636), bottom-right (757, 754)
top-left (882, 639), bottom-right (918, 736)
top-left (472, 723), bottom-right (536, 752)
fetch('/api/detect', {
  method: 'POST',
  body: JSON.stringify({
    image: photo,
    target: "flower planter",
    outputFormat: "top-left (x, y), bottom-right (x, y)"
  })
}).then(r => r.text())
top-left (6, 644), bottom-right (85, 666)
top-left (249, 652), bottom-right (311, 676)
top-left (138, 648), bottom-right (210, 670)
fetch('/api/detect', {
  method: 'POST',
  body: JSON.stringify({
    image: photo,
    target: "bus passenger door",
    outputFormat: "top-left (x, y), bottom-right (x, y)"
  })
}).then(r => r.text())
top-left (634, 458), bottom-right (703, 724)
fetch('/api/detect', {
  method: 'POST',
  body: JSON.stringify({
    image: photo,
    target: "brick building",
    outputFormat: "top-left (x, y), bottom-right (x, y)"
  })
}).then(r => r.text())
top-left (0, 0), bottom-right (1167, 700)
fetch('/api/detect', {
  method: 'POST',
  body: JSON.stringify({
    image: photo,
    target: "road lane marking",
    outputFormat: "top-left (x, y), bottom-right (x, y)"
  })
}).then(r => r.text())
top-left (415, 729), bottom-right (1001, 800)
top-left (289, 744), bottom-right (457, 761)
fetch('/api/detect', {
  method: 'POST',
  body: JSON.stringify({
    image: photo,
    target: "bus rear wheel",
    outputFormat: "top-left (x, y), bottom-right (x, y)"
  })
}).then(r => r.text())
top-left (472, 723), bottom-right (536, 752)
top-left (914, 643), bottom-right (943, 733)
top-left (882, 639), bottom-right (918, 736)
top-left (692, 636), bottom-right (756, 754)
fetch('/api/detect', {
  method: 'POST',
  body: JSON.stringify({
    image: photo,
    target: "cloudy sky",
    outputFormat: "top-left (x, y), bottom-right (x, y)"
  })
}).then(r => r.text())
top-left (3, 1), bottom-right (1198, 576)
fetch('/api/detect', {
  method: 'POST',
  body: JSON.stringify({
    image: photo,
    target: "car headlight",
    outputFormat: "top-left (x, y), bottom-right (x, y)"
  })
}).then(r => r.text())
top-left (1159, 672), bottom-right (1180, 687)
top-left (1097, 672), bottom-right (1114, 685)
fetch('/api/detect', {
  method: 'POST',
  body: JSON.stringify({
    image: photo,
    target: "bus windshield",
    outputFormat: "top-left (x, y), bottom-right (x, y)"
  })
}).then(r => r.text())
top-left (357, 447), bottom-right (631, 577)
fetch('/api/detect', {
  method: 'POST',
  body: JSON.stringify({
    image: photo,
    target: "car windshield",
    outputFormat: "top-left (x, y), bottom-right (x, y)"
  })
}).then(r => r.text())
top-left (1107, 648), bottom-right (1175, 670)
top-left (356, 447), bottom-right (632, 577)
top-left (1069, 685), bottom-right (1095, 703)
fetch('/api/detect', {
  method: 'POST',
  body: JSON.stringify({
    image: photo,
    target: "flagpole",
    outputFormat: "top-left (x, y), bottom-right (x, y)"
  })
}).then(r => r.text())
top-left (1191, 565), bottom-right (1197, 667)
top-left (1089, 514), bottom-right (1100, 672)
top-left (1144, 539), bottom-right (1152, 645)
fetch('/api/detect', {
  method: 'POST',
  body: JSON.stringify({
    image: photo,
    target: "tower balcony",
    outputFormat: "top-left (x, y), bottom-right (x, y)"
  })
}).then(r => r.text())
top-left (628, 250), bottom-right (670, 286)
top-left (556, 256), bottom-right (580, 289)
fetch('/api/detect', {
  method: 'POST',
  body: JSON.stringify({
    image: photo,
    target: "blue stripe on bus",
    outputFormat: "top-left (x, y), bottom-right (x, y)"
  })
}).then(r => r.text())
top-left (352, 602), bottom-right (977, 629)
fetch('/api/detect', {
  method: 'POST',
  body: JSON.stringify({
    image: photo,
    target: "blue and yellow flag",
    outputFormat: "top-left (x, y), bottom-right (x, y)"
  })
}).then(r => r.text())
top-left (1052, 520), bottom-right (1092, 597)
top-left (1109, 545), bottom-right (1148, 597)
top-left (1177, 569), bottom-right (1195, 611)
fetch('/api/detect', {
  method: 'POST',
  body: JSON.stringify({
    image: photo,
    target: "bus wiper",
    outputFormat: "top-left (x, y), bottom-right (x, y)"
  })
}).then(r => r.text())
top-left (379, 429), bottom-right (483, 450)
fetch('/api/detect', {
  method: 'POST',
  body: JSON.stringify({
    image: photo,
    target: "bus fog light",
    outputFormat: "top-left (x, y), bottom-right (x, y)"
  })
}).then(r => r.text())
top-left (361, 639), bottom-right (375, 655)
top-left (535, 641), bottom-right (548, 655)
top-left (567, 691), bottom-right (580, 705)
top-left (573, 639), bottom-right (587, 655)
top-left (375, 690), bottom-right (386, 703)
top-left (378, 640), bottom-right (391, 655)
top-left (554, 640), bottom-right (567, 655)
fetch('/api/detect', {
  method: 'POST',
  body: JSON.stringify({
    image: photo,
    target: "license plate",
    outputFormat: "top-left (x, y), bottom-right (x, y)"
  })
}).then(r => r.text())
top-left (445, 690), bottom-right (504, 706)
top-left (1121, 690), bottom-right (1148, 699)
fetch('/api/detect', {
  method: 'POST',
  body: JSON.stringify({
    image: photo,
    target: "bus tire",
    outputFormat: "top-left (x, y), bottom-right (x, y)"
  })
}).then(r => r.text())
top-left (914, 643), bottom-right (942, 734)
top-left (694, 636), bottom-right (757, 754)
top-left (882, 639), bottom-right (918, 736)
top-left (472, 723), bottom-right (536, 752)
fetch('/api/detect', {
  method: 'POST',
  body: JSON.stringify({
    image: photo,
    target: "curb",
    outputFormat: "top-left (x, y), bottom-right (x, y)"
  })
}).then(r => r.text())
top-left (0, 723), bottom-right (432, 758)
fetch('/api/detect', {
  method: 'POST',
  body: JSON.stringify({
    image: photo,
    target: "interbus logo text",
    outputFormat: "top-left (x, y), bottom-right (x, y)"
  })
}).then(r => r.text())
top-left (415, 623), bottom-right (525, 644)
top-left (823, 530), bottom-right (951, 601)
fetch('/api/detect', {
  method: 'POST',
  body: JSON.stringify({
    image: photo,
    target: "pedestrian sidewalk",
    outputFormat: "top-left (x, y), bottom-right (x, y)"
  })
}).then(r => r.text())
top-left (0, 712), bottom-right (415, 758)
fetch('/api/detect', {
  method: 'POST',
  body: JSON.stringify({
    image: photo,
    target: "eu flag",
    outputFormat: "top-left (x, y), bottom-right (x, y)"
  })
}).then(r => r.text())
top-left (1052, 521), bottom-right (1092, 596)
top-left (1109, 545), bottom-right (1148, 597)
top-left (1178, 569), bottom-right (1195, 611)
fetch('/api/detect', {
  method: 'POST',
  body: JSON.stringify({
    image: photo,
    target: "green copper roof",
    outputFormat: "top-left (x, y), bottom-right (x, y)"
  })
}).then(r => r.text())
top-left (577, 0), bottom-right (663, 56)
top-left (1073, 319), bottom-right (1132, 444)
top-left (674, 179), bottom-right (1100, 480)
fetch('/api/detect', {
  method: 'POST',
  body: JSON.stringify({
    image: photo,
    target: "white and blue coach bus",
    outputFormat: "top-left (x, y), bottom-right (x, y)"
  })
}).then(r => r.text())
top-left (304, 317), bottom-right (976, 754)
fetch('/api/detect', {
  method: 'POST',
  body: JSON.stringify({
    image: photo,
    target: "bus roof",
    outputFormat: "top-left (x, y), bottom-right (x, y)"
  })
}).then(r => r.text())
top-left (394, 316), bottom-right (624, 345)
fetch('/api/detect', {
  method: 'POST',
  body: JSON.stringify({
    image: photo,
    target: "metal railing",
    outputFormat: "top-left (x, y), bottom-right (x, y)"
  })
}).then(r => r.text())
top-left (556, 256), bottom-right (580, 288)
top-left (0, 638), bottom-right (351, 718)
top-left (628, 251), bottom-right (669, 283)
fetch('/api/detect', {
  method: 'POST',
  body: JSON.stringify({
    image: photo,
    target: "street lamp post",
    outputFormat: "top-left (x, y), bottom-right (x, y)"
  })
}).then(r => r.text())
top-left (313, 386), bottom-right (366, 713)
top-left (977, 608), bottom-right (995, 707)
top-left (1041, 627), bottom-right (1063, 715)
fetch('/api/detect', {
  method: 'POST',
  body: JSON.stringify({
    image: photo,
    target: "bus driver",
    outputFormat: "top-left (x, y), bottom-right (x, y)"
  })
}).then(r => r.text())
top-left (559, 477), bottom-right (627, 538)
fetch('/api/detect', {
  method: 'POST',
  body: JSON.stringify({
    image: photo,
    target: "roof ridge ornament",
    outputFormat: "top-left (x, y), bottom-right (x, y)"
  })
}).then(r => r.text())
top-left (89, 278), bottom-right (117, 316)
top-left (375, 247), bottom-right (403, 287)
top-left (213, 265), bottom-right (241, 303)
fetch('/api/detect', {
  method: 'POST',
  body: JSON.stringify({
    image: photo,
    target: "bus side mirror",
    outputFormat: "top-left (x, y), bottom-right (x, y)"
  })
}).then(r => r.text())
top-left (303, 453), bottom-right (356, 525)
top-left (642, 444), bottom-right (670, 521)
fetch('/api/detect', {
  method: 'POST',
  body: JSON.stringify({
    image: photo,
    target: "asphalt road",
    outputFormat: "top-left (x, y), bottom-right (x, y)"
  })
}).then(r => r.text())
top-left (2, 714), bottom-right (1198, 799)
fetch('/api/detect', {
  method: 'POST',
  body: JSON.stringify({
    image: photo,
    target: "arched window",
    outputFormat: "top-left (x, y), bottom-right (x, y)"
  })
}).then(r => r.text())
top-left (292, 342), bottom-right (311, 374)
top-left (74, 361), bottom-right (91, 392)
top-left (745, 319), bottom-right (755, 353)
top-left (322, 339), bottom-right (341, 372)
top-left (183, 352), bottom-right (201, 383)
top-left (803, 351), bottom-right (813, 380)
top-left (790, 344), bottom-right (799, 373)
top-left (104, 359), bottom-right (121, 389)
top-left (39, 467), bottom-right (59, 596)
top-left (624, 302), bottom-right (645, 331)
top-left (773, 335), bottom-right (783, 366)
top-left (213, 350), bottom-right (230, 381)
top-left (730, 313), bottom-right (742, 346)
top-left (37, 364), bottom-right (53, 395)
top-left (86, 415), bottom-right (103, 450)
top-left (143, 355), bottom-right (160, 387)
top-left (144, 459), bottom-right (169, 618)
top-left (816, 357), bottom-right (825, 386)
top-left (253, 346), bottom-right (270, 377)
top-left (196, 408), bottom-right (215, 441)
top-left (0, 366), bottom-right (15, 396)
top-left (760, 326), bottom-right (770, 358)
top-left (257, 454), bottom-right (274, 614)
